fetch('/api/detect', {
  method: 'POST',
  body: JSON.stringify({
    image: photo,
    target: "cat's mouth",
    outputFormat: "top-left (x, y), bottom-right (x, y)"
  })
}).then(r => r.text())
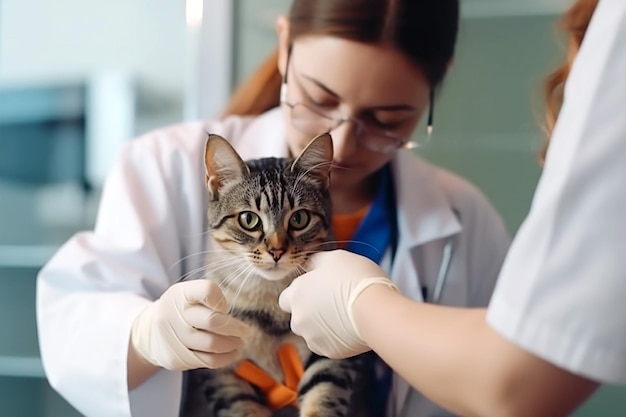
top-left (254, 258), bottom-right (301, 282)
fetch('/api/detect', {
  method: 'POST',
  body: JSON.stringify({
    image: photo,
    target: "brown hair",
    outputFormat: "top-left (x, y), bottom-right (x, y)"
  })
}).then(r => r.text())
top-left (221, 0), bottom-right (460, 118)
top-left (540, 0), bottom-right (599, 163)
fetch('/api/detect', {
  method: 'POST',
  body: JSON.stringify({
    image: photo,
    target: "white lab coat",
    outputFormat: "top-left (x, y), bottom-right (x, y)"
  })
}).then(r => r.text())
top-left (487, 0), bottom-right (626, 385)
top-left (37, 107), bottom-right (510, 417)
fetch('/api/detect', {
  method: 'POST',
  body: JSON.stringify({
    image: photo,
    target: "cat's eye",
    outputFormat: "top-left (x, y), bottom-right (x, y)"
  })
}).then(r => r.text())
top-left (289, 210), bottom-right (310, 230)
top-left (238, 211), bottom-right (261, 231)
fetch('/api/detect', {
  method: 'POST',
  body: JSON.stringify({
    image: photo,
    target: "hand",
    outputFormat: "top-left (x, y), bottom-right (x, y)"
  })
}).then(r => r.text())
top-left (131, 279), bottom-right (250, 370)
top-left (279, 250), bottom-right (398, 359)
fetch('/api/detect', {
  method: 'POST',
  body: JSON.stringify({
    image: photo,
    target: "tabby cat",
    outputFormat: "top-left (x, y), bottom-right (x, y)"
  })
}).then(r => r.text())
top-left (183, 133), bottom-right (369, 417)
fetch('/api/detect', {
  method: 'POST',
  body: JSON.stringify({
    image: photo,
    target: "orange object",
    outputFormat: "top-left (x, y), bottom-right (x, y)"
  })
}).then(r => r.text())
top-left (332, 204), bottom-right (371, 248)
top-left (234, 343), bottom-right (304, 411)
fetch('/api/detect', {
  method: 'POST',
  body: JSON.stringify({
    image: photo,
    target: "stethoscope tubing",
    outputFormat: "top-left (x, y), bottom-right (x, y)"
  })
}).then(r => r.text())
top-left (432, 236), bottom-right (454, 304)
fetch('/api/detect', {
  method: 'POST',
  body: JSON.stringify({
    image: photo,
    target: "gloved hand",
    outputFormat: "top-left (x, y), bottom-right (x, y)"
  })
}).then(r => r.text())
top-left (131, 279), bottom-right (250, 370)
top-left (279, 250), bottom-right (398, 359)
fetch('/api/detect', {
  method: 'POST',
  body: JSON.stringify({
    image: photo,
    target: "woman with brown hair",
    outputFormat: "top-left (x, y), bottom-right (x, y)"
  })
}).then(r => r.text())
top-left (36, 1), bottom-right (511, 416)
top-left (281, 1), bottom-right (626, 416)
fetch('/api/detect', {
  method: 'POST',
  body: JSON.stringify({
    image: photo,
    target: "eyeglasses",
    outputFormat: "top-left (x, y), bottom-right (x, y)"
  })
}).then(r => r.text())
top-left (280, 48), bottom-right (435, 154)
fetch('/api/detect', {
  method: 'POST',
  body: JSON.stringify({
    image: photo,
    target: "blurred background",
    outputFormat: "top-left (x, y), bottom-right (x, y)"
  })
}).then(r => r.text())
top-left (0, 0), bottom-right (623, 415)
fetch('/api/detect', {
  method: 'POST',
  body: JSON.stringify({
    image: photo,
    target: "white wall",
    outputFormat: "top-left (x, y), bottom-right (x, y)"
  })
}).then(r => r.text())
top-left (0, 0), bottom-right (186, 95)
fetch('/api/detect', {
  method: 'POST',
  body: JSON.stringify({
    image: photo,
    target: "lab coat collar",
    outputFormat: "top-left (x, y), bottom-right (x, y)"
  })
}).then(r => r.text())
top-left (234, 108), bottom-right (290, 160)
top-left (391, 150), bottom-right (462, 248)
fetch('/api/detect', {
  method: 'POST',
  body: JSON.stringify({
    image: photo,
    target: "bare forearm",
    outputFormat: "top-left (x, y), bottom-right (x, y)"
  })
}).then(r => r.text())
top-left (127, 340), bottom-right (160, 390)
top-left (352, 285), bottom-right (598, 417)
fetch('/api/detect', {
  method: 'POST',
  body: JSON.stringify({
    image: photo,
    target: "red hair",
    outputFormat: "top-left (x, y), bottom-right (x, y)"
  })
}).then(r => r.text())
top-left (541, 0), bottom-right (599, 163)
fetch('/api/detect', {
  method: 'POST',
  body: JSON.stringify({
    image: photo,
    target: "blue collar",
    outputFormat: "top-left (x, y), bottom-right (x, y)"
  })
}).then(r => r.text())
top-left (345, 164), bottom-right (397, 265)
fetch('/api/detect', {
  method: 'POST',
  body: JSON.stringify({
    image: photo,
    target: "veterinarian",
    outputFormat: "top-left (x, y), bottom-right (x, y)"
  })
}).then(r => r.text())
top-left (37, 1), bottom-right (511, 416)
top-left (280, 1), bottom-right (626, 416)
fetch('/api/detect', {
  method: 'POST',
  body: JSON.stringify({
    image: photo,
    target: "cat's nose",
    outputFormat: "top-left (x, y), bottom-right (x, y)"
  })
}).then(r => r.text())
top-left (268, 248), bottom-right (285, 262)
top-left (265, 232), bottom-right (287, 262)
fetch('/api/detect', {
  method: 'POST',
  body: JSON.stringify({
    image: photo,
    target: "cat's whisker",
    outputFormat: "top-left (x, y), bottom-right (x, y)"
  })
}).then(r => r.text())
top-left (233, 266), bottom-right (255, 301)
top-left (177, 257), bottom-right (240, 280)
top-left (293, 161), bottom-right (333, 189)
top-left (217, 260), bottom-right (250, 289)
top-left (179, 229), bottom-right (214, 242)
top-left (214, 258), bottom-right (247, 282)
top-left (293, 161), bottom-right (334, 190)
top-left (169, 249), bottom-right (240, 270)
top-left (294, 264), bottom-right (309, 276)
top-left (176, 256), bottom-right (246, 282)
top-left (227, 264), bottom-right (256, 314)
top-left (308, 240), bottom-right (381, 254)
top-left (328, 162), bottom-right (353, 171)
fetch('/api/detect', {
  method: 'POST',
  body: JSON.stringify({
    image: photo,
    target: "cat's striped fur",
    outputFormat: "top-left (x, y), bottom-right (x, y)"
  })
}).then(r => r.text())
top-left (183, 133), bottom-right (369, 417)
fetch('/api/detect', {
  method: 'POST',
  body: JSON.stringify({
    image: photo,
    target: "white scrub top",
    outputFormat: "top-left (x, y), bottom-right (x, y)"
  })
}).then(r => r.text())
top-left (487, 0), bottom-right (626, 385)
top-left (37, 108), bottom-right (510, 417)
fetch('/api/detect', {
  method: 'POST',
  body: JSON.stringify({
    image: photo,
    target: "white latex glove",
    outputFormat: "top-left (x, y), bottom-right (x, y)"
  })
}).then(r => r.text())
top-left (131, 279), bottom-right (250, 370)
top-left (279, 250), bottom-right (398, 359)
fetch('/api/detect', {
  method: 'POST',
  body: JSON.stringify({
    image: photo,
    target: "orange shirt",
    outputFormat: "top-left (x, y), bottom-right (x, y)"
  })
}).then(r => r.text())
top-left (331, 204), bottom-right (371, 249)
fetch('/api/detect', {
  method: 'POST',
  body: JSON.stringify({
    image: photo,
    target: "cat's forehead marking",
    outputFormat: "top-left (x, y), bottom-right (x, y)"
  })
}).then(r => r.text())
top-left (246, 168), bottom-right (293, 213)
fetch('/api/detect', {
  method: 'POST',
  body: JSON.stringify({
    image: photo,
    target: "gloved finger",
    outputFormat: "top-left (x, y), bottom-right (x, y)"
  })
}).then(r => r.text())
top-left (278, 284), bottom-right (294, 313)
top-left (192, 348), bottom-right (243, 369)
top-left (287, 308), bottom-right (307, 341)
top-left (182, 328), bottom-right (245, 354)
top-left (180, 279), bottom-right (229, 313)
top-left (301, 334), bottom-right (365, 360)
top-left (184, 304), bottom-right (251, 337)
top-left (298, 332), bottom-right (330, 358)
top-left (305, 250), bottom-right (334, 268)
top-left (162, 345), bottom-right (242, 370)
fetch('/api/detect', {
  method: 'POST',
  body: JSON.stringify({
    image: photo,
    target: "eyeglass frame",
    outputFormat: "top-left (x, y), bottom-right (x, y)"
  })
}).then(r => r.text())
top-left (279, 45), bottom-right (435, 153)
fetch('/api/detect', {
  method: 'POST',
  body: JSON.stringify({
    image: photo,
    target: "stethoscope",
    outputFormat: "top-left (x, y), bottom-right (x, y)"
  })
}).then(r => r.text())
top-left (430, 234), bottom-right (454, 304)
top-left (386, 166), bottom-right (457, 306)
top-left (432, 208), bottom-right (461, 304)
top-left (428, 207), bottom-right (460, 305)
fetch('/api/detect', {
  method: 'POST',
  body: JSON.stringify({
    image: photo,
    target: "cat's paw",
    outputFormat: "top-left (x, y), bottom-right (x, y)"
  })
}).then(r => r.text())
top-left (299, 391), bottom-right (349, 417)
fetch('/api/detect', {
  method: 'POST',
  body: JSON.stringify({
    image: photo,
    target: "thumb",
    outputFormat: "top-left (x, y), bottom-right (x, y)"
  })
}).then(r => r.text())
top-left (181, 280), bottom-right (229, 313)
top-left (278, 284), bottom-right (293, 313)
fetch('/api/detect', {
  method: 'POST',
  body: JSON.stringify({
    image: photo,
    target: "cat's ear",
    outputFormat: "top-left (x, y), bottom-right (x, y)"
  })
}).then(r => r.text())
top-left (291, 133), bottom-right (334, 189)
top-left (204, 134), bottom-right (249, 200)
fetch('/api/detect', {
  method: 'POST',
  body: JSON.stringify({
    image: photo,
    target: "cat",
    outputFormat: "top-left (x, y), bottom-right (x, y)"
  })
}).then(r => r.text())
top-left (182, 132), bottom-right (370, 417)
